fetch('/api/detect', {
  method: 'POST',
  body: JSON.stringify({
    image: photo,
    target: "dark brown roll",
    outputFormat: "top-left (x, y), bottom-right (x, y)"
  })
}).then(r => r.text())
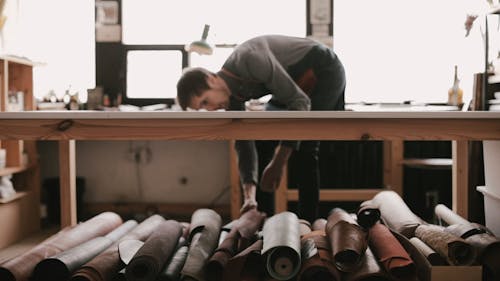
top-left (222, 240), bottom-right (264, 281)
top-left (125, 220), bottom-right (183, 281)
top-left (0, 212), bottom-right (123, 281)
top-left (414, 224), bottom-right (476, 266)
top-left (357, 200), bottom-right (381, 229)
top-left (71, 214), bottom-right (165, 281)
top-left (368, 223), bottom-right (415, 280)
top-left (33, 220), bottom-right (138, 281)
top-left (206, 228), bottom-right (240, 281)
top-left (326, 208), bottom-right (367, 272)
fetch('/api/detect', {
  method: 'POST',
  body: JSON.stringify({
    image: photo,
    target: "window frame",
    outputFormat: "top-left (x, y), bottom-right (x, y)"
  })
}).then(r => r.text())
top-left (122, 45), bottom-right (189, 107)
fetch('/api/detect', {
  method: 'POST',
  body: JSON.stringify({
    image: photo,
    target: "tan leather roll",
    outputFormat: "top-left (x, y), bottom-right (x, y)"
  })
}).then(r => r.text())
top-left (409, 237), bottom-right (447, 266)
top-left (312, 218), bottom-right (327, 232)
top-left (71, 214), bottom-right (165, 281)
top-left (298, 230), bottom-right (340, 281)
top-left (0, 212), bottom-right (123, 281)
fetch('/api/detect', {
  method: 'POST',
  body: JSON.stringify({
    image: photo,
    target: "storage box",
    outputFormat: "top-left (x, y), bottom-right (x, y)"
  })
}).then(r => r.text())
top-left (483, 141), bottom-right (500, 196)
top-left (477, 186), bottom-right (500, 237)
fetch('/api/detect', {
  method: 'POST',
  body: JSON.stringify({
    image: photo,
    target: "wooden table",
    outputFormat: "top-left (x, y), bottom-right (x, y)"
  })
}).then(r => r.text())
top-left (1, 111), bottom-right (499, 227)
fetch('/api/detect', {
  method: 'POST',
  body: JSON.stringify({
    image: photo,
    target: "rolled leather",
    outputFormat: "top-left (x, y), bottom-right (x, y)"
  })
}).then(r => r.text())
top-left (326, 208), bottom-right (367, 272)
top-left (71, 214), bottom-right (166, 281)
top-left (312, 218), bottom-right (327, 232)
top-left (414, 224), bottom-right (476, 266)
top-left (357, 200), bottom-right (381, 229)
top-left (444, 223), bottom-right (500, 281)
top-left (222, 239), bottom-right (264, 281)
top-left (125, 220), bottom-right (183, 281)
top-left (368, 222), bottom-right (416, 280)
top-left (33, 220), bottom-right (138, 281)
top-left (297, 230), bottom-right (340, 281)
top-left (157, 245), bottom-right (189, 281)
top-left (262, 211), bottom-right (301, 281)
top-left (206, 228), bottom-right (240, 281)
top-left (434, 204), bottom-right (470, 226)
top-left (299, 219), bottom-right (312, 237)
top-left (0, 212), bottom-right (123, 281)
top-left (371, 191), bottom-right (425, 238)
top-left (181, 208), bottom-right (222, 281)
top-left (409, 237), bottom-right (447, 266)
top-left (342, 247), bottom-right (391, 281)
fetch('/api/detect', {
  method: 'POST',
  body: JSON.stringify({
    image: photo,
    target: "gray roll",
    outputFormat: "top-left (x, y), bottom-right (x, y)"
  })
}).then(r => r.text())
top-left (262, 211), bottom-right (301, 281)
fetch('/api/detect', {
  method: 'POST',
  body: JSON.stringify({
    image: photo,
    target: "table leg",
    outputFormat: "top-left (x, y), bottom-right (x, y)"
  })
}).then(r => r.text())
top-left (59, 140), bottom-right (77, 227)
top-left (452, 140), bottom-right (469, 218)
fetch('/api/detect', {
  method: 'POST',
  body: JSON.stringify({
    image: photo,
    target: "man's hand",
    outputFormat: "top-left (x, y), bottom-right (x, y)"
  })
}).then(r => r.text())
top-left (240, 183), bottom-right (258, 214)
top-left (260, 145), bottom-right (293, 192)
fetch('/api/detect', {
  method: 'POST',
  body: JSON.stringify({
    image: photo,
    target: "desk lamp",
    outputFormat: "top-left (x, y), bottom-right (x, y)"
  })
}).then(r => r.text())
top-left (185, 24), bottom-right (213, 55)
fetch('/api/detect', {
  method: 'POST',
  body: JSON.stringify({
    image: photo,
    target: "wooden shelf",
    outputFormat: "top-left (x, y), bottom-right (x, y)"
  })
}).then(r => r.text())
top-left (0, 191), bottom-right (28, 204)
top-left (401, 158), bottom-right (452, 170)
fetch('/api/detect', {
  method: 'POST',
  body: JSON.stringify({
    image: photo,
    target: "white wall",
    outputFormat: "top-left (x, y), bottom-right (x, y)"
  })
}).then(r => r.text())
top-left (39, 141), bottom-right (231, 205)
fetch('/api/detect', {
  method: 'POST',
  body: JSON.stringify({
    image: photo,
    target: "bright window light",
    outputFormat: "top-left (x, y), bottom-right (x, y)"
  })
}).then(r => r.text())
top-left (335, 0), bottom-right (486, 104)
top-left (127, 51), bottom-right (183, 99)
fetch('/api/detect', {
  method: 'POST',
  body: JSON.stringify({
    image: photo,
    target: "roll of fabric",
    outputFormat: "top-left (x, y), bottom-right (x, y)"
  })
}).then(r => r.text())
top-left (125, 220), bottom-right (183, 281)
top-left (356, 200), bottom-right (381, 229)
top-left (368, 222), bottom-right (415, 280)
top-left (33, 220), bottom-right (137, 281)
top-left (371, 191), bottom-right (425, 238)
top-left (342, 247), bottom-right (391, 281)
top-left (434, 204), bottom-right (470, 226)
top-left (414, 224), bottom-right (476, 265)
top-left (297, 230), bottom-right (340, 281)
top-left (157, 245), bottom-right (189, 281)
top-left (181, 208), bottom-right (222, 281)
top-left (206, 206), bottom-right (266, 279)
top-left (311, 219), bottom-right (327, 232)
top-left (71, 214), bottom-right (165, 281)
top-left (222, 240), bottom-right (264, 281)
top-left (262, 211), bottom-right (301, 281)
top-left (409, 237), bottom-right (447, 266)
top-left (444, 223), bottom-right (500, 281)
top-left (325, 208), bottom-right (367, 272)
top-left (299, 219), bottom-right (312, 237)
top-left (0, 212), bottom-right (123, 281)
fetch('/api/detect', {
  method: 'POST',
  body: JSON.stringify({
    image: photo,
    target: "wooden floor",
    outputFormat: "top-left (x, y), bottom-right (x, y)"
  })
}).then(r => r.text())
top-left (0, 227), bottom-right (58, 264)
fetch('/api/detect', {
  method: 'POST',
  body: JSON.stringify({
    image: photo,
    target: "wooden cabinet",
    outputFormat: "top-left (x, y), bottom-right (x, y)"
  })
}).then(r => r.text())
top-left (0, 55), bottom-right (40, 249)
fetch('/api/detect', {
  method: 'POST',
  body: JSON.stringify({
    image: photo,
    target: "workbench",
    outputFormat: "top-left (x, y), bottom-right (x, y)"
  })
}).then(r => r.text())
top-left (1, 110), bottom-right (499, 227)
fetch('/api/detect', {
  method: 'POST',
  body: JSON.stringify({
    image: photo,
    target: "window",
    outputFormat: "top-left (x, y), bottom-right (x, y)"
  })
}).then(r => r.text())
top-left (334, 0), bottom-right (486, 104)
top-left (121, 0), bottom-right (306, 103)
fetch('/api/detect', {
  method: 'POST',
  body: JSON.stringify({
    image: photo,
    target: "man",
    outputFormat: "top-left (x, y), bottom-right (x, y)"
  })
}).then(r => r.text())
top-left (177, 35), bottom-right (345, 222)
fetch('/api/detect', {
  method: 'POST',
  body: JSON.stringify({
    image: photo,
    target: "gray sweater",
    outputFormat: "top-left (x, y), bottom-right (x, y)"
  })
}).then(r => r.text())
top-left (218, 35), bottom-right (325, 185)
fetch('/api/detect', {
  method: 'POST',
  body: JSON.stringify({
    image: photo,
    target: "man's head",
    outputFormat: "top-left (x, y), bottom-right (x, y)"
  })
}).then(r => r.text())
top-left (176, 67), bottom-right (231, 111)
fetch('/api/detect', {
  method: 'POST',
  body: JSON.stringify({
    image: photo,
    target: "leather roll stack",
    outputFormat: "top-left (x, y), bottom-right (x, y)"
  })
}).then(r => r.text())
top-left (368, 222), bottom-right (416, 280)
top-left (262, 211), bottom-right (301, 281)
top-left (181, 208), bottom-right (222, 281)
top-left (32, 220), bottom-right (138, 281)
top-left (325, 208), bottom-right (367, 272)
top-left (371, 191), bottom-right (426, 238)
top-left (206, 208), bottom-right (266, 281)
top-left (0, 212), bottom-right (123, 281)
top-left (71, 214), bottom-right (166, 281)
top-left (342, 247), bottom-right (391, 281)
top-left (125, 220), bottom-right (183, 281)
top-left (297, 230), bottom-right (340, 281)
top-left (414, 224), bottom-right (476, 266)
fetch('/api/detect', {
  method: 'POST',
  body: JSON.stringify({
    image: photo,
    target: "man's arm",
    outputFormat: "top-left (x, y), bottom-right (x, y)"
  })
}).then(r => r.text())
top-left (260, 145), bottom-right (293, 192)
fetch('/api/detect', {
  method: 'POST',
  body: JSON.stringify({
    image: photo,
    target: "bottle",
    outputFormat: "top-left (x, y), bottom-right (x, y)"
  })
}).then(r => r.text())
top-left (448, 65), bottom-right (463, 106)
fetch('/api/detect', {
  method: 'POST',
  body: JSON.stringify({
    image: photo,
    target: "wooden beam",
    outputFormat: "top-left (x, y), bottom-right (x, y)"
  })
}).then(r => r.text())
top-left (287, 188), bottom-right (385, 201)
top-left (229, 140), bottom-right (241, 220)
top-left (59, 140), bottom-right (77, 227)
